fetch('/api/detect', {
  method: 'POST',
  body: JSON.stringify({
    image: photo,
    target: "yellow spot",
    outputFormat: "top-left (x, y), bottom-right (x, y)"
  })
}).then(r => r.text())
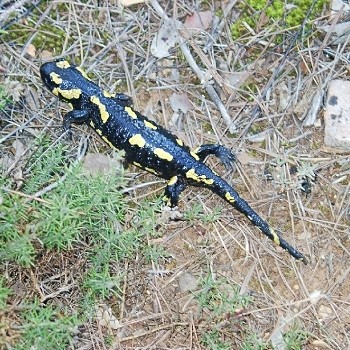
top-left (125, 106), bottom-right (138, 119)
top-left (96, 129), bottom-right (103, 136)
top-left (76, 67), bottom-right (92, 80)
top-left (145, 167), bottom-right (159, 175)
top-left (50, 72), bottom-right (62, 84)
top-left (103, 90), bottom-right (114, 98)
top-left (225, 192), bottom-right (235, 203)
top-left (270, 228), bottom-right (281, 245)
top-left (90, 120), bottom-right (95, 128)
top-left (193, 146), bottom-right (200, 153)
top-left (176, 139), bottom-right (184, 146)
top-left (154, 148), bottom-right (173, 161)
top-left (91, 96), bottom-right (110, 123)
top-left (133, 161), bottom-right (142, 168)
top-left (190, 151), bottom-right (200, 161)
top-left (56, 60), bottom-right (70, 69)
top-left (68, 103), bottom-right (73, 109)
top-left (53, 87), bottom-right (81, 100)
top-left (168, 176), bottom-right (178, 186)
top-left (203, 178), bottom-right (214, 185)
top-left (129, 134), bottom-right (146, 148)
top-left (102, 136), bottom-right (115, 149)
top-left (144, 120), bottom-right (157, 130)
top-left (186, 169), bottom-right (214, 185)
top-left (186, 168), bottom-right (200, 182)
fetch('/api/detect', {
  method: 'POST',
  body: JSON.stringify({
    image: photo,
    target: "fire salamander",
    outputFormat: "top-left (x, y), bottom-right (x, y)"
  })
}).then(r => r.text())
top-left (40, 59), bottom-right (307, 264)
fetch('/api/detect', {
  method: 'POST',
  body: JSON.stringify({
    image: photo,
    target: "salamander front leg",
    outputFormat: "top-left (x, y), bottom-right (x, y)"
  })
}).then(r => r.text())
top-left (163, 176), bottom-right (187, 208)
top-left (192, 144), bottom-right (236, 170)
top-left (62, 109), bottom-right (90, 137)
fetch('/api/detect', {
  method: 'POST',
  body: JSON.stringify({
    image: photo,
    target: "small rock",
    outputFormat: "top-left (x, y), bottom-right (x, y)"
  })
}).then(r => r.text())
top-left (178, 272), bottom-right (198, 292)
top-left (324, 80), bottom-right (350, 150)
top-left (82, 153), bottom-right (122, 176)
top-left (317, 304), bottom-right (333, 321)
top-left (26, 43), bottom-right (36, 58)
top-left (311, 339), bottom-right (330, 348)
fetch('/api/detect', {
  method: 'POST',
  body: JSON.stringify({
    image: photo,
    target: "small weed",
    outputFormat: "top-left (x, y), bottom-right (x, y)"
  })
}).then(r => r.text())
top-left (0, 190), bottom-right (35, 267)
top-left (197, 273), bottom-right (252, 317)
top-left (240, 334), bottom-right (269, 350)
top-left (0, 85), bottom-right (11, 110)
top-left (201, 330), bottom-right (231, 350)
top-left (144, 244), bottom-right (168, 263)
top-left (0, 278), bottom-right (12, 309)
top-left (284, 326), bottom-right (309, 349)
top-left (203, 205), bottom-right (222, 223)
top-left (83, 265), bottom-right (123, 300)
top-left (231, 0), bottom-right (328, 41)
top-left (184, 202), bottom-right (203, 222)
top-left (23, 136), bottom-right (69, 195)
top-left (196, 273), bottom-right (253, 348)
top-left (14, 299), bottom-right (78, 350)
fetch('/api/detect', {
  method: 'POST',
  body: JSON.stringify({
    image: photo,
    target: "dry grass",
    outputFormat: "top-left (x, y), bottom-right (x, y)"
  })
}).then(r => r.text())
top-left (1, 0), bottom-right (349, 349)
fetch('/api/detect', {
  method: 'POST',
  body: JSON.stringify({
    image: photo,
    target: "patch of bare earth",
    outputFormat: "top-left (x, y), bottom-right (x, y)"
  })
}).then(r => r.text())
top-left (1, 0), bottom-right (349, 349)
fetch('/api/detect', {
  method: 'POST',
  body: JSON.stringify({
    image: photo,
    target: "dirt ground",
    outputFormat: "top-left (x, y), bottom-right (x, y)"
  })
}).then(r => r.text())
top-left (1, 0), bottom-right (349, 349)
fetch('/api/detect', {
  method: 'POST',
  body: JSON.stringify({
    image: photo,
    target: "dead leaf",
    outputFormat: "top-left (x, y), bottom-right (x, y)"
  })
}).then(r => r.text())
top-left (3, 79), bottom-right (25, 102)
top-left (25, 43), bottom-right (36, 58)
top-left (169, 93), bottom-right (192, 113)
top-left (151, 19), bottom-right (181, 58)
top-left (82, 153), bottom-right (122, 176)
top-left (95, 305), bottom-right (120, 329)
top-left (183, 11), bottom-right (213, 33)
top-left (39, 50), bottom-right (53, 60)
top-left (12, 140), bottom-right (25, 162)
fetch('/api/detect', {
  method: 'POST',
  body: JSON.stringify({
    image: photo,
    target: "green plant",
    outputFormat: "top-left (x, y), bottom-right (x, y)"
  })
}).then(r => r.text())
top-left (0, 190), bottom-right (35, 267)
top-left (14, 300), bottom-right (78, 350)
top-left (0, 85), bottom-right (11, 110)
top-left (284, 326), bottom-right (309, 349)
top-left (0, 278), bottom-right (12, 309)
top-left (201, 330), bottom-right (231, 350)
top-left (231, 0), bottom-right (328, 40)
top-left (83, 264), bottom-right (123, 300)
top-left (184, 202), bottom-right (203, 222)
top-left (240, 334), bottom-right (269, 350)
top-left (203, 205), bottom-right (222, 223)
top-left (196, 273), bottom-right (253, 348)
top-left (197, 273), bottom-right (252, 317)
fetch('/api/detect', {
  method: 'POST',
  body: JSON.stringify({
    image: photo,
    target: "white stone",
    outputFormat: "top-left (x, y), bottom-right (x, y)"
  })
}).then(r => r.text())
top-left (324, 80), bottom-right (350, 150)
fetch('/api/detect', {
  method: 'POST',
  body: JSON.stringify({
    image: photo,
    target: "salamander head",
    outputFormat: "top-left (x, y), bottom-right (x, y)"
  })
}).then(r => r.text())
top-left (40, 59), bottom-right (89, 103)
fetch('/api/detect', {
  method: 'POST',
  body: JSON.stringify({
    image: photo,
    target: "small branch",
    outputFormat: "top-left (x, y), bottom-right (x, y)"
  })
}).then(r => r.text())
top-left (149, 0), bottom-right (236, 132)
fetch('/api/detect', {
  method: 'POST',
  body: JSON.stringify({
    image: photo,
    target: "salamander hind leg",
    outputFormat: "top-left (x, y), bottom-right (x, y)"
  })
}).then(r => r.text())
top-left (163, 176), bottom-right (187, 207)
top-left (192, 144), bottom-right (236, 170)
top-left (113, 93), bottom-right (133, 107)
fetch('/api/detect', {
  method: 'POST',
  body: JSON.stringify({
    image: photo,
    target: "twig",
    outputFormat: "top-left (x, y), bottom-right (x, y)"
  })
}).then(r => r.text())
top-left (149, 0), bottom-right (236, 133)
top-left (203, 0), bottom-right (238, 52)
top-left (242, 0), bottom-right (322, 138)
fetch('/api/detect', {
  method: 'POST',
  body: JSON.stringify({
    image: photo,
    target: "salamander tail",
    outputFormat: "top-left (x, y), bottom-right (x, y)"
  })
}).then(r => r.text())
top-left (213, 180), bottom-right (307, 264)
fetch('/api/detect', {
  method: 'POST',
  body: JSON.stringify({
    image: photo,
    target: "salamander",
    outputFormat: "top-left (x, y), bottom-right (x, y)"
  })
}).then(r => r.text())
top-left (40, 58), bottom-right (307, 264)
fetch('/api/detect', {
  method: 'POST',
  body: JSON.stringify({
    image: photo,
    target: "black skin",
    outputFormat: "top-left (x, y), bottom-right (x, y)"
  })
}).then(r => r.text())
top-left (40, 59), bottom-right (307, 264)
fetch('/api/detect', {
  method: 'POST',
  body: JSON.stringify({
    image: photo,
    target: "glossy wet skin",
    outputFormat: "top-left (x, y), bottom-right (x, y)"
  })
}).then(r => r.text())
top-left (40, 59), bottom-right (307, 263)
